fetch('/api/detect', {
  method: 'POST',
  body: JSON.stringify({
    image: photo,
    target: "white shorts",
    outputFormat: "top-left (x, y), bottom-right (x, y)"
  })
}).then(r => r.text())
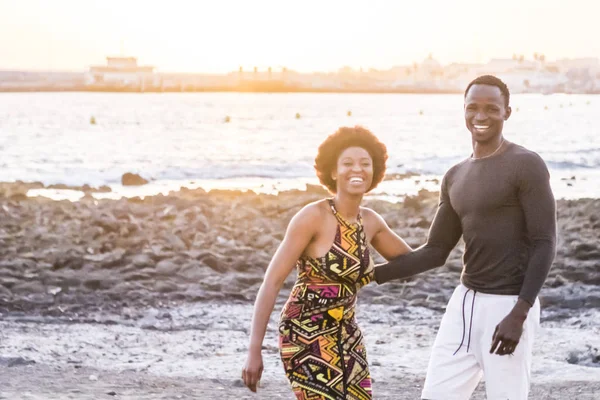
top-left (421, 284), bottom-right (540, 400)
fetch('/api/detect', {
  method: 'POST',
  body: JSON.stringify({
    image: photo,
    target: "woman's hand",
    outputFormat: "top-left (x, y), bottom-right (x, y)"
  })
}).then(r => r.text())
top-left (242, 351), bottom-right (264, 392)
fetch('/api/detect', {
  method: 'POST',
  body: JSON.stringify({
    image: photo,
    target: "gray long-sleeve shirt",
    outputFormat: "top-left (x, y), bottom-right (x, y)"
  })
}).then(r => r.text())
top-left (375, 141), bottom-right (557, 305)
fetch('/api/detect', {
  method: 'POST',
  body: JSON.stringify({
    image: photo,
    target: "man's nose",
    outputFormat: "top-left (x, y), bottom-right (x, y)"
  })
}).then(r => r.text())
top-left (475, 111), bottom-right (487, 121)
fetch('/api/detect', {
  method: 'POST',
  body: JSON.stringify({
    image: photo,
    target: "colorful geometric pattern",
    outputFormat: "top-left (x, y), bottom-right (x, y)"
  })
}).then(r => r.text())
top-left (279, 199), bottom-right (375, 400)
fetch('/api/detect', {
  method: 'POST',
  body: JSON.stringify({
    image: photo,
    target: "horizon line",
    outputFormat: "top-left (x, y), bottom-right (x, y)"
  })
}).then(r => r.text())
top-left (1, 54), bottom-right (599, 76)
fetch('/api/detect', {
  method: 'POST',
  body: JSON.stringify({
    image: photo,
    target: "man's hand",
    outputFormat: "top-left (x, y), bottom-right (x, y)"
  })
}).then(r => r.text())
top-left (490, 299), bottom-right (531, 356)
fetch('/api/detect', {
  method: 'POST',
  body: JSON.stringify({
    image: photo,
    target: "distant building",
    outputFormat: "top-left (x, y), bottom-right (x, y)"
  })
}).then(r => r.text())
top-left (556, 57), bottom-right (599, 70)
top-left (86, 57), bottom-right (158, 88)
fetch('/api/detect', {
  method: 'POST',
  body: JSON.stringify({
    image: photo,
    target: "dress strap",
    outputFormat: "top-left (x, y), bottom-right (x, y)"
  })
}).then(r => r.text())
top-left (327, 198), bottom-right (362, 228)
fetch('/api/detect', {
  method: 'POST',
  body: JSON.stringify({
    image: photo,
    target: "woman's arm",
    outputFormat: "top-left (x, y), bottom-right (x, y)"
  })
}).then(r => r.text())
top-left (366, 209), bottom-right (412, 260)
top-left (243, 204), bottom-right (320, 392)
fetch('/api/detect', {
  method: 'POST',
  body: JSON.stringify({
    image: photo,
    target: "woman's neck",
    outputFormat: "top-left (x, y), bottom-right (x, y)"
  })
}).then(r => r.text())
top-left (333, 194), bottom-right (363, 223)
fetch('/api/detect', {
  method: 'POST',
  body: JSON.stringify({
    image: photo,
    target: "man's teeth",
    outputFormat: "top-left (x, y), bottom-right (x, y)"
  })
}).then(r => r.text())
top-left (474, 125), bottom-right (490, 130)
top-left (350, 178), bottom-right (363, 183)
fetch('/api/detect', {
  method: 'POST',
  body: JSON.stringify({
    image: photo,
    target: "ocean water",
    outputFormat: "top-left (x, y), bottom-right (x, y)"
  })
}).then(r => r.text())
top-left (0, 92), bottom-right (598, 200)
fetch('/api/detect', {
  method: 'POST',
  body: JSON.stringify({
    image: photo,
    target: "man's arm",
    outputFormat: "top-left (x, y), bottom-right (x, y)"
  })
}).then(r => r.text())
top-left (374, 176), bottom-right (463, 284)
top-left (517, 153), bottom-right (557, 306)
top-left (490, 152), bottom-right (556, 356)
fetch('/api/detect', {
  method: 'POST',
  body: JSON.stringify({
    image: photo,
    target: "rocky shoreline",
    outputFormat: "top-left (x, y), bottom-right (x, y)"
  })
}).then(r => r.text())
top-left (0, 182), bottom-right (599, 398)
top-left (0, 181), bottom-right (598, 321)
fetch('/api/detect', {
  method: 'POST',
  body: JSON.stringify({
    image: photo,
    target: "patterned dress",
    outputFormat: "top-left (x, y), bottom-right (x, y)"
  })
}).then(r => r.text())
top-left (279, 199), bottom-right (375, 400)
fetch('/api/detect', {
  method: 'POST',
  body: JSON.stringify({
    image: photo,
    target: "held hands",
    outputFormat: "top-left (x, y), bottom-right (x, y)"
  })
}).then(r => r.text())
top-left (242, 351), bottom-right (264, 392)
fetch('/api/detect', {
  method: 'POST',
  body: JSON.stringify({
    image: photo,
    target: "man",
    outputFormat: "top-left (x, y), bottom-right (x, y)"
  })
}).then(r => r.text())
top-left (375, 75), bottom-right (556, 400)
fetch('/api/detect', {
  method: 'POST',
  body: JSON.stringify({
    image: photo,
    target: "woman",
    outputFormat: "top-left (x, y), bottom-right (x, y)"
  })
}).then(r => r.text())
top-left (242, 126), bottom-right (411, 399)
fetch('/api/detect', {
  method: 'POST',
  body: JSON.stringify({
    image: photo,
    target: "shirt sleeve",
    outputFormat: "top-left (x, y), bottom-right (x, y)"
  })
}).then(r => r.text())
top-left (516, 153), bottom-right (557, 305)
top-left (374, 174), bottom-right (463, 284)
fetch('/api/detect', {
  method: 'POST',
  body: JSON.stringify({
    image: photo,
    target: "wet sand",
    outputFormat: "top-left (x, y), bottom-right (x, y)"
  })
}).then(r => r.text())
top-left (1, 303), bottom-right (599, 399)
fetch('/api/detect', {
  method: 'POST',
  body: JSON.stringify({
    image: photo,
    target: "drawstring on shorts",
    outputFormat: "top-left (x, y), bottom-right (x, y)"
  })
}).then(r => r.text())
top-left (453, 288), bottom-right (477, 355)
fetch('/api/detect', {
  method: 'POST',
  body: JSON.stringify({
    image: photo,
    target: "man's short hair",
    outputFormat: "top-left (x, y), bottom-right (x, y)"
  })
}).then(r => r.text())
top-left (465, 75), bottom-right (510, 107)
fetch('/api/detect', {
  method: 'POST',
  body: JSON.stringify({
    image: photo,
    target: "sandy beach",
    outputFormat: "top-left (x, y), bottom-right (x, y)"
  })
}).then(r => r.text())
top-left (0, 183), bottom-right (599, 399)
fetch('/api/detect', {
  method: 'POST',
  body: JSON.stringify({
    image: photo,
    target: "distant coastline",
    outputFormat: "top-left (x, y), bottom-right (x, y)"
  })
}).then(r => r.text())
top-left (2, 83), bottom-right (599, 95)
top-left (2, 54), bottom-right (600, 94)
top-left (0, 84), bottom-right (464, 94)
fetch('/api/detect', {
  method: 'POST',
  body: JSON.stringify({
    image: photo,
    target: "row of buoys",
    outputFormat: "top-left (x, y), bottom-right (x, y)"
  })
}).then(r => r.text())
top-left (93, 100), bottom-right (593, 125)
top-left (220, 101), bottom-right (593, 122)
top-left (223, 110), bottom-right (354, 123)
top-left (543, 101), bottom-right (591, 110)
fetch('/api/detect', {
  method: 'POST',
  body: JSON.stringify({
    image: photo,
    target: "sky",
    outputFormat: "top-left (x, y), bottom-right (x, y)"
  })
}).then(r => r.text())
top-left (0, 0), bottom-right (599, 73)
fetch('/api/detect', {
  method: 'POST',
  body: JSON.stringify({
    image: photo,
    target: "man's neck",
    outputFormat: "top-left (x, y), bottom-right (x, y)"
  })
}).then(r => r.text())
top-left (472, 136), bottom-right (505, 159)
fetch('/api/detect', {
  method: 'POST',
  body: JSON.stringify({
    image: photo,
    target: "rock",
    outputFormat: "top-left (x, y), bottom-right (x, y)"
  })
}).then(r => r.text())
top-left (585, 295), bottom-right (600, 308)
top-left (121, 173), bottom-right (149, 186)
top-left (51, 253), bottom-right (85, 270)
top-left (0, 258), bottom-right (37, 271)
top-left (88, 374), bottom-right (98, 381)
top-left (305, 184), bottom-right (328, 195)
top-left (403, 195), bottom-right (422, 211)
top-left (0, 181), bottom-right (42, 198)
top-left (0, 187), bottom-right (599, 317)
top-left (131, 254), bottom-right (155, 268)
top-left (0, 284), bottom-right (11, 298)
top-left (409, 217), bottom-right (430, 228)
top-left (444, 261), bottom-right (463, 273)
top-left (83, 277), bottom-right (116, 291)
top-left (547, 274), bottom-right (568, 288)
top-left (123, 267), bottom-right (155, 282)
top-left (231, 259), bottom-right (252, 272)
top-left (405, 292), bottom-right (429, 301)
top-left (254, 234), bottom-right (274, 249)
top-left (12, 281), bottom-right (45, 294)
top-left (196, 214), bottom-right (210, 232)
top-left (155, 259), bottom-right (181, 275)
top-left (154, 281), bottom-right (179, 293)
top-left (81, 226), bottom-right (104, 242)
top-left (566, 346), bottom-right (600, 367)
top-left (0, 357), bottom-right (36, 367)
top-left (201, 252), bottom-right (227, 273)
top-left (179, 263), bottom-right (209, 281)
top-left (47, 183), bottom-right (71, 190)
top-left (164, 232), bottom-right (188, 251)
top-left (84, 250), bottom-right (126, 268)
top-left (573, 243), bottom-right (600, 260)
